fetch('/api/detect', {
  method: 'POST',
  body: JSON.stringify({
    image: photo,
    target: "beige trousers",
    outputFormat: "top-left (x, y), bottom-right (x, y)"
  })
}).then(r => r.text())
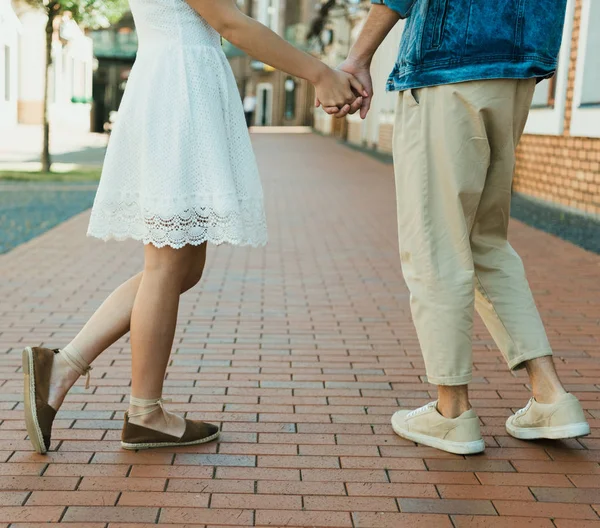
top-left (393, 79), bottom-right (553, 386)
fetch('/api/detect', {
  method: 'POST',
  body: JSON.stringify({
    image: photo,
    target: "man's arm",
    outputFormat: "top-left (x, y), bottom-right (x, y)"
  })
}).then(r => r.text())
top-left (322, 4), bottom-right (400, 119)
top-left (371, 0), bottom-right (416, 19)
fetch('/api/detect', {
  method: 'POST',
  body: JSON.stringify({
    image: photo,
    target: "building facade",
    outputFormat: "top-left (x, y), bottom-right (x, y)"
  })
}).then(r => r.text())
top-left (514, 0), bottom-right (600, 217)
top-left (0, 0), bottom-right (94, 131)
top-left (313, 0), bottom-right (599, 217)
top-left (227, 0), bottom-right (320, 127)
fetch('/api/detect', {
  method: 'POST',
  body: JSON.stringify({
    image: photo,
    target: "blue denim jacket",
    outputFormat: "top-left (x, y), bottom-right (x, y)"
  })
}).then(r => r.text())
top-left (371, 0), bottom-right (568, 92)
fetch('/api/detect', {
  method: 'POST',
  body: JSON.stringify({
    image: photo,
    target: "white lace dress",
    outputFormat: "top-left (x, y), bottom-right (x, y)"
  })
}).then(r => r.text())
top-left (87, 0), bottom-right (268, 248)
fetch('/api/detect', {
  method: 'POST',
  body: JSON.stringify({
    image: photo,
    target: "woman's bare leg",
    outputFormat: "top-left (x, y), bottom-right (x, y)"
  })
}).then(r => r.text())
top-left (127, 243), bottom-right (207, 436)
top-left (46, 244), bottom-right (206, 414)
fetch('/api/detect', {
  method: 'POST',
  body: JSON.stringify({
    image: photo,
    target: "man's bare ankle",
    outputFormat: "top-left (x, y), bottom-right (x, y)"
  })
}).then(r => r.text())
top-left (437, 401), bottom-right (471, 419)
top-left (532, 387), bottom-right (567, 404)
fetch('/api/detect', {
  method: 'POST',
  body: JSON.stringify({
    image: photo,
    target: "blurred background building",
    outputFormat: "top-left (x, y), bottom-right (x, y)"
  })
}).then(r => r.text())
top-left (89, 11), bottom-right (137, 132)
top-left (226, 0), bottom-right (321, 127)
top-left (0, 0), bottom-right (93, 131)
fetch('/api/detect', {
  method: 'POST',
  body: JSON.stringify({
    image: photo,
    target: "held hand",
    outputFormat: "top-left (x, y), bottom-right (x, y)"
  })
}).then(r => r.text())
top-left (313, 67), bottom-right (368, 115)
top-left (316, 58), bottom-right (374, 119)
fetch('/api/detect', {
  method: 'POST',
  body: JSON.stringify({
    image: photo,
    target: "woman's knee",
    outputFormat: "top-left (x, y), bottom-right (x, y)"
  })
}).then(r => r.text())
top-left (181, 245), bottom-right (207, 292)
top-left (143, 243), bottom-right (206, 287)
top-left (144, 245), bottom-right (195, 283)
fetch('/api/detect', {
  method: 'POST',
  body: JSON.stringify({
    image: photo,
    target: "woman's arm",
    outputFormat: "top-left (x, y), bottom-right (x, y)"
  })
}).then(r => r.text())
top-left (185, 0), bottom-right (368, 109)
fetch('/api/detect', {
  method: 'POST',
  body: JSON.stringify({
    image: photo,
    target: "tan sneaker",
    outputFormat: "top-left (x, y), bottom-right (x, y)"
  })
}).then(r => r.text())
top-left (391, 401), bottom-right (485, 455)
top-left (506, 393), bottom-right (590, 440)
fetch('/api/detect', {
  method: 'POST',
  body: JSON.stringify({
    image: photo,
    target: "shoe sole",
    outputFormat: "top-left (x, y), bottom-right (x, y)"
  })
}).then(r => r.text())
top-left (121, 431), bottom-right (220, 450)
top-left (22, 347), bottom-right (47, 454)
top-left (506, 421), bottom-right (591, 440)
top-left (391, 416), bottom-right (485, 455)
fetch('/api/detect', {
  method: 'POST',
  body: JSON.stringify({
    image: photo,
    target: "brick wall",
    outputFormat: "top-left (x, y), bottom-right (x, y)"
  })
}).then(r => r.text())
top-left (514, 0), bottom-right (600, 216)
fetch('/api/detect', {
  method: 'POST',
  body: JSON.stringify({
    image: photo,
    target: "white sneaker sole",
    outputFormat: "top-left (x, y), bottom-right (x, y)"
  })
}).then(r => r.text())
top-left (506, 420), bottom-right (590, 440)
top-left (391, 416), bottom-right (485, 455)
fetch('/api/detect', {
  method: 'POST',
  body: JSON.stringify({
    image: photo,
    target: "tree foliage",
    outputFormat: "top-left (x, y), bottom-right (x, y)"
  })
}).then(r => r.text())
top-left (23, 0), bottom-right (129, 29)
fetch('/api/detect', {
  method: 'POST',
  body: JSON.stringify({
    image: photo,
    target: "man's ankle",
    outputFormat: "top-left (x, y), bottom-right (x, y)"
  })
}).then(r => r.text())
top-left (525, 356), bottom-right (567, 404)
top-left (532, 386), bottom-right (567, 404)
top-left (436, 384), bottom-right (471, 419)
top-left (437, 400), bottom-right (471, 419)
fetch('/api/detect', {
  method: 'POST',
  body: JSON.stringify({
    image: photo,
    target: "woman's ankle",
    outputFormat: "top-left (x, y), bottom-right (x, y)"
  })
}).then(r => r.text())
top-left (47, 353), bottom-right (80, 410)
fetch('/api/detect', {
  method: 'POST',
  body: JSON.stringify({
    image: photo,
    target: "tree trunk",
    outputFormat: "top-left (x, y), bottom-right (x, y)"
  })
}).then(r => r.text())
top-left (41, 8), bottom-right (55, 173)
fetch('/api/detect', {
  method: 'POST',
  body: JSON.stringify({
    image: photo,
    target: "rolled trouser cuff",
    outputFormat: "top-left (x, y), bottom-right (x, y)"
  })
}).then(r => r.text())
top-left (426, 372), bottom-right (473, 386)
top-left (509, 348), bottom-right (553, 371)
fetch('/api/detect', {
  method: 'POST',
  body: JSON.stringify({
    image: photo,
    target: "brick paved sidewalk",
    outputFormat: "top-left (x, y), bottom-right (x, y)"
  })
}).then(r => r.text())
top-left (0, 133), bottom-right (598, 528)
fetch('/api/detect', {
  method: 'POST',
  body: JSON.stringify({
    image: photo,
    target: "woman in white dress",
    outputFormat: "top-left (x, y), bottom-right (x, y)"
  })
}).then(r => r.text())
top-left (23, 0), bottom-right (367, 453)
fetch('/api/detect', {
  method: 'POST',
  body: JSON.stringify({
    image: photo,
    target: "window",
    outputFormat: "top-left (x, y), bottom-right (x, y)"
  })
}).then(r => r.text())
top-left (4, 45), bottom-right (10, 102)
top-left (531, 75), bottom-right (557, 109)
top-left (570, 0), bottom-right (600, 137)
top-left (284, 77), bottom-right (296, 120)
top-left (578, 0), bottom-right (600, 107)
top-left (524, 0), bottom-right (575, 135)
top-left (257, 0), bottom-right (280, 32)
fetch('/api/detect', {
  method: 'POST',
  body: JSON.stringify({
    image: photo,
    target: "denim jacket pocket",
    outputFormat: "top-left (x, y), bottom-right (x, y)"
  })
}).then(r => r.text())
top-left (426, 0), bottom-right (450, 49)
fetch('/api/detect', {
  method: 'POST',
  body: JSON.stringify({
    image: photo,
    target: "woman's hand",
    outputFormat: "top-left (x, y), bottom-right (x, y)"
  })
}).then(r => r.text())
top-left (313, 66), bottom-right (368, 113)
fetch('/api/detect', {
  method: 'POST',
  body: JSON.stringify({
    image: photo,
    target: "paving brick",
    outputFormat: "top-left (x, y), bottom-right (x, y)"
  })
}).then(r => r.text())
top-left (437, 485), bottom-right (535, 501)
top-left (118, 492), bottom-right (209, 508)
top-left (398, 498), bottom-right (497, 516)
top-left (79, 477), bottom-right (167, 492)
top-left (210, 493), bottom-right (302, 510)
top-left (255, 510), bottom-right (352, 527)
top-left (0, 477), bottom-right (79, 491)
top-left (511, 461), bottom-right (600, 474)
top-left (256, 481), bottom-right (346, 496)
top-left (451, 516), bottom-right (555, 527)
top-left (0, 493), bottom-right (28, 506)
top-left (530, 487), bottom-right (600, 504)
top-left (476, 472), bottom-right (574, 487)
top-left (389, 471), bottom-right (480, 485)
top-left (493, 501), bottom-right (598, 519)
top-left (160, 507), bottom-right (253, 525)
top-left (0, 507), bottom-right (65, 522)
top-left (166, 479), bottom-right (254, 494)
top-left (63, 507), bottom-right (159, 523)
top-left (351, 512), bottom-right (453, 527)
top-left (304, 496), bottom-right (399, 512)
top-left (301, 469), bottom-right (389, 482)
top-left (26, 491), bottom-right (119, 506)
top-left (346, 482), bottom-right (438, 498)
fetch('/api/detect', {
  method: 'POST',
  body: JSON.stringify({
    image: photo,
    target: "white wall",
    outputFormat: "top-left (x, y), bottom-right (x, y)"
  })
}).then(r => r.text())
top-left (18, 8), bottom-right (46, 105)
top-left (0, 0), bottom-right (21, 127)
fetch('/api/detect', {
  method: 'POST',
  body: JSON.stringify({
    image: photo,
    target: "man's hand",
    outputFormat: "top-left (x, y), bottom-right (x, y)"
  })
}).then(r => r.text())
top-left (313, 66), bottom-right (368, 114)
top-left (316, 58), bottom-right (373, 120)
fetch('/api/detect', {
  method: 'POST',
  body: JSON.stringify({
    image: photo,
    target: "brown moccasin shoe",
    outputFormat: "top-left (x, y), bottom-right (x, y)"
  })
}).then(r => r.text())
top-left (22, 347), bottom-right (58, 454)
top-left (121, 412), bottom-right (220, 450)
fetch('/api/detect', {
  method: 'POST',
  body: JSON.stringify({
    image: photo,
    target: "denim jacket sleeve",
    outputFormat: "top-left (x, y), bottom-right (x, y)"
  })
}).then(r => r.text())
top-left (370, 0), bottom-right (416, 18)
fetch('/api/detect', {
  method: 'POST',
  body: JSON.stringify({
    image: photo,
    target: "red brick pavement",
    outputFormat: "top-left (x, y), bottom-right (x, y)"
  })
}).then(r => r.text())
top-left (0, 133), bottom-right (599, 527)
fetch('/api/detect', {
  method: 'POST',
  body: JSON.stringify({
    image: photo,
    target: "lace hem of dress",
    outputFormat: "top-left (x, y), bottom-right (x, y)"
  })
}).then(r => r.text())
top-left (87, 201), bottom-right (268, 249)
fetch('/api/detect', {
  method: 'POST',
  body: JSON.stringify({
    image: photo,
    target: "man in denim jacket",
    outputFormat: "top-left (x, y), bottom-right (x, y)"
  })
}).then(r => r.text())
top-left (326, 0), bottom-right (590, 454)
